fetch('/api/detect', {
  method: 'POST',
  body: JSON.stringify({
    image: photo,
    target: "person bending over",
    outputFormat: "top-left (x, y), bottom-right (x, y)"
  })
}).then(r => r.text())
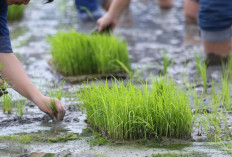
top-left (0, 0), bottom-right (66, 121)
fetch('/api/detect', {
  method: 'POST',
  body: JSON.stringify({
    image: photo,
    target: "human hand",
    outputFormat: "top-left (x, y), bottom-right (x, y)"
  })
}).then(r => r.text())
top-left (0, 76), bottom-right (8, 97)
top-left (38, 96), bottom-right (66, 122)
top-left (5, 0), bottom-right (30, 5)
top-left (97, 13), bottom-right (119, 32)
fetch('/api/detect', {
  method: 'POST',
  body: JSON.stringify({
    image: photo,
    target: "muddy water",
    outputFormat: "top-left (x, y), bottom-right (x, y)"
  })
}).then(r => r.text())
top-left (0, 0), bottom-right (230, 156)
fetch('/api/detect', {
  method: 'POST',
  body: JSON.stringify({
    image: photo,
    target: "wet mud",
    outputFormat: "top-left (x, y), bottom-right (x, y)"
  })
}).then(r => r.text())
top-left (1, 0), bottom-right (231, 156)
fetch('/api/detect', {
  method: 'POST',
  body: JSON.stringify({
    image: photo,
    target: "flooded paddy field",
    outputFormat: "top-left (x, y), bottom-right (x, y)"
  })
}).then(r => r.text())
top-left (0, 0), bottom-right (231, 156)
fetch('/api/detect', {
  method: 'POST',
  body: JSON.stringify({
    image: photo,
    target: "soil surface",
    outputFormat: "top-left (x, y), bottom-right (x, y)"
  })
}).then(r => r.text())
top-left (0, 0), bottom-right (231, 156)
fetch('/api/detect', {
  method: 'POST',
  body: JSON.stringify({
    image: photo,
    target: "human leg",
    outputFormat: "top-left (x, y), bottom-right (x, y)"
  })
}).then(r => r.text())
top-left (198, 1), bottom-right (232, 65)
top-left (184, 0), bottom-right (199, 25)
top-left (201, 30), bottom-right (231, 65)
top-left (157, 0), bottom-right (173, 9)
top-left (74, 0), bottom-right (102, 21)
top-left (204, 41), bottom-right (231, 57)
top-left (0, 53), bottom-right (65, 121)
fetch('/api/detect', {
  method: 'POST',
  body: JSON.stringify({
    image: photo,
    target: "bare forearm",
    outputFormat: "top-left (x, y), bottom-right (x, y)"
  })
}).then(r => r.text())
top-left (0, 53), bottom-right (66, 121)
top-left (108, 0), bottom-right (131, 18)
top-left (0, 53), bottom-right (42, 102)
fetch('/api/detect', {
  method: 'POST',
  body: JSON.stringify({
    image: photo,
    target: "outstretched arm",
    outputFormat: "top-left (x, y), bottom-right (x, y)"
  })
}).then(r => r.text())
top-left (97, 0), bottom-right (131, 31)
top-left (0, 53), bottom-right (66, 121)
top-left (3, 0), bottom-right (65, 121)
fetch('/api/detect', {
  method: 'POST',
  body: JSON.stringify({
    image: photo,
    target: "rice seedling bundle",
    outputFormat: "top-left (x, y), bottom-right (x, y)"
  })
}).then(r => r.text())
top-left (1, 94), bottom-right (13, 114)
top-left (8, 5), bottom-right (25, 21)
top-left (48, 30), bottom-right (130, 76)
top-left (16, 99), bottom-right (27, 117)
top-left (79, 77), bottom-right (193, 140)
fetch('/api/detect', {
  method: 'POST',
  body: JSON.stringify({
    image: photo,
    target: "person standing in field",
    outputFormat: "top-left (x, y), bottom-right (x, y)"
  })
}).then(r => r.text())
top-left (98, 0), bottom-right (229, 65)
top-left (0, 0), bottom-right (65, 121)
top-left (74, 0), bottom-right (174, 22)
top-left (198, 0), bottom-right (232, 65)
top-left (96, 0), bottom-right (200, 29)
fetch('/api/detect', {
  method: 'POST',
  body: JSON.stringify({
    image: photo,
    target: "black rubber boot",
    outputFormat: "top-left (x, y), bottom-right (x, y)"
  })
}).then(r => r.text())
top-left (205, 53), bottom-right (229, 66)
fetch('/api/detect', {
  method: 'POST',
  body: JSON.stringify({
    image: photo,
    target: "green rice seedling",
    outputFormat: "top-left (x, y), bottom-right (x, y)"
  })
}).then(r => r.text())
top-left (78, 77), bottom-right (192, 140)
top-left (222, 53), bottom-right (232, 79)
top-left (161, 50), bottom-right (173, 75)
top-left (7, 5), bottom-right (25, 21)
top-left (199, 88), bottom-right (231, 141)
top-left (1, 94), bottom-right (13, 114)
top-left (211, 79), bottom-right (221, 112)
top-left (50, 99), bottom-right (58, 117)
top-left (221, 74), bottom-right (231, 111)
top-left (15, 99), bottom-right (27, 117)
top-left (201, 62), bottom-right (207, 92)
top-left (221, 109), bottom-right (230, 135)
top-left (203, 112), bottom-right (222, 139)
top-left (192, 90), bottom-right (204, 115)
top-left (199, 101), bottom-right (223, 140)
top-left (80, 6), bottom-right (94, 20)
top-left (228, 53), bottom-right (232, 76)
top-left (47, 30), bottom-right (130, 76)
top-left (194, 54), bottom-right (202, 77)
top-left (215, 135), bottom-right (232, 154)
top-left (214, 110), bottom-right (232, 154)
top-left (47, 81), bottom-right (67, 100)
top-left (116, 60), bottom-right (133, 78)
top-left (194, 54), bottom-right (207, 91)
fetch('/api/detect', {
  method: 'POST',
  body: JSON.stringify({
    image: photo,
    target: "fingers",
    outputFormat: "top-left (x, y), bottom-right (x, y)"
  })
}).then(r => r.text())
top-left (54, 99), bottom-right (66, 121)
top-left (45, 111), bottom-right (57, 122)
top-left (97, 14), bottom-right (118, 32)
top-left (97, 14), bottom-right (111, 32)
top-left (39, 97), bottom-right (65, 122)
top-left (97, 18), bottom-right (104, 32)
top-left (57, 107), bottom-right (66, 121)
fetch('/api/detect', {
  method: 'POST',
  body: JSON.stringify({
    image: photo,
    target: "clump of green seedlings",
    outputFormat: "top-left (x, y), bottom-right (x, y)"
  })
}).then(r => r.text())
top-left (79, 77), bottom-right (192, 140)
top-left (7, 5), bottom-right (25, 21)
top-left (48, 30), bottom-right (130, 76)
top-left (1, 94), bottom-right (13, 114)
top-left (194, 76), bottom-right (232, 153)
top-left (89, 132), bottom-right (109, 146)
top-left (15, 99), bottom-right (27, 117)
top-left (0, 133), bottom-right (80, 143)
top-left (194, 54), bottom-right (207, 91)
top-left (161, 49), bottom-right (173, 75)
top-left (47, 81), bottom-right (67, 100)
top-left (152, 152), bottom-right (208, 157)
